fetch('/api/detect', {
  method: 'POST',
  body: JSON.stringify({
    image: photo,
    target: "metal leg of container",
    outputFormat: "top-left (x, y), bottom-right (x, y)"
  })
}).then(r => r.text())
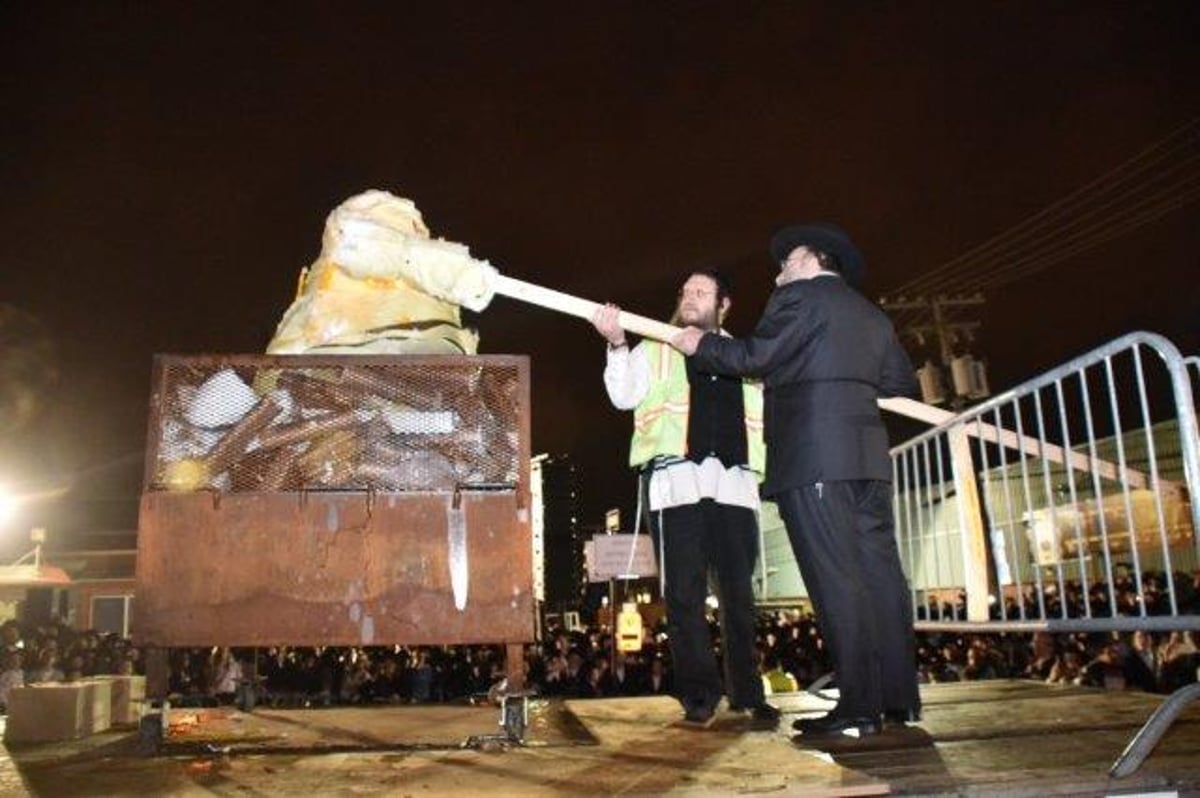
top-left (504, 642), bottom-right (527, 693)
top-left (145, 647), bottom-right (169, 700)
top-left (138, 647), bottom-right (170, 755)
top-left (460, 642), bottom-right (532, 747)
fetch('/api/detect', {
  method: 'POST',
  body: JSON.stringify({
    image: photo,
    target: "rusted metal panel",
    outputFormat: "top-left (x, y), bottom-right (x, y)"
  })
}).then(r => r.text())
top-left (133, 490), bottom-right (533, 647)
top-left (133, 354), bottom-right (534, 649)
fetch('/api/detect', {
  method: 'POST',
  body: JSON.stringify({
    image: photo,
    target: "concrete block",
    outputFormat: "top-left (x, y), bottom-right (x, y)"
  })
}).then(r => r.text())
top-left (83, 679), bottom-right (112, 735)
top-left (4, 680), bottom-right (112, 743)
top-left (94, 675), bottom-right (146, 725)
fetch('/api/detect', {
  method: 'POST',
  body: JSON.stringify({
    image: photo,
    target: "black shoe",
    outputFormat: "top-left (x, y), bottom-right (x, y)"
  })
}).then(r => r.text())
top-left (883, 707), bottom-right (921, 726)
top-left (792, 712), bottom-right (881, 737)
top-left (680, 696), bottom-right (719, 727)
top-left (739, 702), bottom-right (781, 729)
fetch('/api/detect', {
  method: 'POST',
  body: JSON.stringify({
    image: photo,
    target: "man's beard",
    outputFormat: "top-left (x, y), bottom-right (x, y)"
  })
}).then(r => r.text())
top-left (674, 304), bottom-right (720, 330)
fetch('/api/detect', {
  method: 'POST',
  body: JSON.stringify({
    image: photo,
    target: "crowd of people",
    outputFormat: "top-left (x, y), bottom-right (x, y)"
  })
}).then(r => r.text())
top-left (915, 568), bottom-right (1199, 625)
top-left (0, 618), bottom-right (141, 710)
top-left (1, 568), bottom-right (1196, 714)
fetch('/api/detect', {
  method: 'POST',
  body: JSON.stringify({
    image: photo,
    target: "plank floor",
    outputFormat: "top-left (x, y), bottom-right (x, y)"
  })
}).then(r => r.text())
top-left (2, 680), bottom-right (1198, 796)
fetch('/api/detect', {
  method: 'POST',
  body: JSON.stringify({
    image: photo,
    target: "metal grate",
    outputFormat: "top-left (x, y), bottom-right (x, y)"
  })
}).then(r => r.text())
top-left (889, 331), bottom-right (1200, 632)
top-left (145, 355), bottom-right (525, 493)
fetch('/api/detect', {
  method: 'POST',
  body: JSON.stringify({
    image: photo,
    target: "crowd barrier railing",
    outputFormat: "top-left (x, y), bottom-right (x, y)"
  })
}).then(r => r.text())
top-left (888, 331), bottom-right (1199, 777)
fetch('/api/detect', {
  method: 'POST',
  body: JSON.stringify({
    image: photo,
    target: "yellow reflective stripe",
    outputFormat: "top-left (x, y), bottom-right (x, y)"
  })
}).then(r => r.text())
top-left (633, 402), bottom-right (690, 431)
top-left (655, 343), bottom-right (674, 380)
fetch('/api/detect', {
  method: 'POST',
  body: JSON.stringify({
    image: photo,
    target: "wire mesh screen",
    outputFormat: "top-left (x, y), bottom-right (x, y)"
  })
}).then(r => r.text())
top-left (145, 355), bottom-right (526, 493)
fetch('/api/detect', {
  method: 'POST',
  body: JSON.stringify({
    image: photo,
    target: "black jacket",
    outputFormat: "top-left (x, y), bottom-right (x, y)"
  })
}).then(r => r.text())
top-left (693, 274), bottom-right (917, 496)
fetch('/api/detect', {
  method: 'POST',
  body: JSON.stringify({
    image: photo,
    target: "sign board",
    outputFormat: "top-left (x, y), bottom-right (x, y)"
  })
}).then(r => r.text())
top-left (586, 533), bottom-right (658, 582)
top-left (616, 603), bottom-right (643, 652)
top-left (605, 508), bottom-right (621, 533)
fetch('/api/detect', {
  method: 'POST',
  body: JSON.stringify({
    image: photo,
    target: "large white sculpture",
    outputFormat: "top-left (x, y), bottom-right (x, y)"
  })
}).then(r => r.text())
top-left (267, 190), bottom-right (498, 354)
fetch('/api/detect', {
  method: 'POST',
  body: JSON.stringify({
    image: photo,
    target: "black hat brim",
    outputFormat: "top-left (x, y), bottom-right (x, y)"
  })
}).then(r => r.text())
top-left (770, 224), bottom-right (865, 286)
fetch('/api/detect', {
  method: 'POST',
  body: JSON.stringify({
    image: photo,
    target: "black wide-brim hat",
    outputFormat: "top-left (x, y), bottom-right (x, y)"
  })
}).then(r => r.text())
top-left (769, 222), bottom-right (865, 286)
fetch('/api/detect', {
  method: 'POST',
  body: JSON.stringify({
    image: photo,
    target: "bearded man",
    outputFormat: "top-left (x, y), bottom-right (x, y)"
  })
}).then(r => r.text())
top-left (591, 269), bottom-right (778, 729)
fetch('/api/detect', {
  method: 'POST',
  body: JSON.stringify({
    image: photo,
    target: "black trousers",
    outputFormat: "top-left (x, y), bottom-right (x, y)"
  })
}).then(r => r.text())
top-left (774, 480), bottom-right (920, 717)
top-left (648, 498), bottom-right (765, 710)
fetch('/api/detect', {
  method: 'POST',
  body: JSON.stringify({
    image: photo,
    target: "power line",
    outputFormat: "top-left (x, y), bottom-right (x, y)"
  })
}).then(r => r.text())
top-left (893, 117), bottom-right (1198, 296)
top-left (884, 118), bottom-right (1200, 303)
top-left (973, 183), bottom-right (1200, 291)
top-left (937, 166), bottom-right (1200, 295)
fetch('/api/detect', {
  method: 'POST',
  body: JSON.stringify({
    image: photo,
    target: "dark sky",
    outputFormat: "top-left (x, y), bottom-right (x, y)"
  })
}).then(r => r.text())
top-left (2, 3), bottom-right (1198, 550)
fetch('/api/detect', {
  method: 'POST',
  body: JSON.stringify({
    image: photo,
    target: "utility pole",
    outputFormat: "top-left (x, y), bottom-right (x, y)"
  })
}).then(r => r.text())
top-left (879, 293), bottom-right (989, 409)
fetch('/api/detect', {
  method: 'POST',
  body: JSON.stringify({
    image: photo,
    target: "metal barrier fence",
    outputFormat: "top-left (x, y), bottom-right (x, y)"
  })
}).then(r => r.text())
top-left (891, 331), bottom-right (1200, 633)
top-left (1188, 355), bottom-right (1200, 404)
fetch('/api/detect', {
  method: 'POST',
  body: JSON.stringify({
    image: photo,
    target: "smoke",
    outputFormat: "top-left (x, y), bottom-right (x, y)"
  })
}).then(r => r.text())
top-left (0, 304), bottom-right (59, 436)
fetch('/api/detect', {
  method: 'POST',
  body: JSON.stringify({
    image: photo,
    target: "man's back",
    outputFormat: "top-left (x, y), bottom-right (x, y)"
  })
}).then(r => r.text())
top-left (763, 277), bottom-right (913, 392)
top-left (757, 277), bottom-right (916, 491)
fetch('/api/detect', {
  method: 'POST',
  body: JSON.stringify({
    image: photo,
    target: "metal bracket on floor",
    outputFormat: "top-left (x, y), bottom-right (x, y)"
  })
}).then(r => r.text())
top-left (137, 700), bottom-right (169, 756)
top-left (500, 693), bottom-right (530, 742)
top-left (461, 692), bottom-right (531, 750)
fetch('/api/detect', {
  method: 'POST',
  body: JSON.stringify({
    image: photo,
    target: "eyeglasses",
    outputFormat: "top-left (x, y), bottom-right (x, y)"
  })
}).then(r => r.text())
top-left (677, 288), bottom-right (717, 300)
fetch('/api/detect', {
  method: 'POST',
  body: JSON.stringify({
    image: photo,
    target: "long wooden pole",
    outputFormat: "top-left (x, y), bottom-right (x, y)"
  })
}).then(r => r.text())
top-left (493, 274), bottom-right (1153, 488)
top-left (495, 275), bottom-right (678, 343)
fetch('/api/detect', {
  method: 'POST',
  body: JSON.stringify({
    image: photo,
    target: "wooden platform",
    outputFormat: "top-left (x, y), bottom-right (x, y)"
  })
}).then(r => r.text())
top-left (2, 680), bottom-right (1199, 796)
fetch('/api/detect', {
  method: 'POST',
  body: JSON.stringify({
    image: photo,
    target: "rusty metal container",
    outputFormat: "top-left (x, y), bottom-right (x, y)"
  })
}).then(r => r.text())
top-left (133, 355), bottom-right (533, 650)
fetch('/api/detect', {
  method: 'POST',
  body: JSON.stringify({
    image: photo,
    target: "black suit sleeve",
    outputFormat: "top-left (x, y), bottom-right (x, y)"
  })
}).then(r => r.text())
top-left (879, 333), bottom-right (919, 398)
top-left (692, 287), bottom-right (816, 378)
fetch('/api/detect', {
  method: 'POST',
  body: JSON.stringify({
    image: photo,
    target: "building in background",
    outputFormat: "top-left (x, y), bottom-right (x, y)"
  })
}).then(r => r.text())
top-left (532, 454), bottom-right (585, 615)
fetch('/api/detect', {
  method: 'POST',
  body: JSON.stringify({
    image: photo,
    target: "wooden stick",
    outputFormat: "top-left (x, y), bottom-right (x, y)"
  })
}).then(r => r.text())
top-left (495, 274), bottom-right (679, 343)
top-left (880, 396), bottom-right (1153, 489)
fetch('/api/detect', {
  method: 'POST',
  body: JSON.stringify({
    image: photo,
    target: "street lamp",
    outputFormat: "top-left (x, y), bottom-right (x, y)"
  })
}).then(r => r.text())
top-left (0, 480), bottom-right (68, 526)
top-left (0, 481), bottom-right (71, 586)
top-left (0, 526), bottom-right (71, 586)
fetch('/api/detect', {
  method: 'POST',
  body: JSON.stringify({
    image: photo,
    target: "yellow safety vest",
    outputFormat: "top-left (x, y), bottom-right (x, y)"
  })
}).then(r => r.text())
top-left (629, 340), bottom-right (765, 478)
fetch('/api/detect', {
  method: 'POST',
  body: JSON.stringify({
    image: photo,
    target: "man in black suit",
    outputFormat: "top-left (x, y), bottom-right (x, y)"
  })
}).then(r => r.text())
top-left (673, 223), bottom-right (921, 736)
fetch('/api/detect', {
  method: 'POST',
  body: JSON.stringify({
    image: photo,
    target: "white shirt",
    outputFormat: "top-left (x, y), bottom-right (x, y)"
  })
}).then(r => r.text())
top-left (604, 343), bottom-right (760, 512)
top-left (214, 658), bottom-right (243, 694)
top-left (0, 668), bottom-right (24, 706)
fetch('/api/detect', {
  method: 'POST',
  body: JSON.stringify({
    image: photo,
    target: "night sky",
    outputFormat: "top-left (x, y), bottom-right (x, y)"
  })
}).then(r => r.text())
top-left (2, 3), bottom-right (1198, 553)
